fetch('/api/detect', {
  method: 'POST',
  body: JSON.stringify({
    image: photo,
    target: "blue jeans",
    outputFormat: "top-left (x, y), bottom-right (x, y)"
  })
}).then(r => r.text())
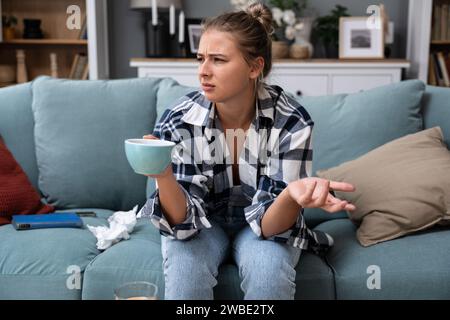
top-left (161, 187), bottom-right (302, 300)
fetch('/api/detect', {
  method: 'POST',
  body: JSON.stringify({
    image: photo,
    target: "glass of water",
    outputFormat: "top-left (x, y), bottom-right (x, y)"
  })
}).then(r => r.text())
top-left (114, 281), bottom-right (158, 300)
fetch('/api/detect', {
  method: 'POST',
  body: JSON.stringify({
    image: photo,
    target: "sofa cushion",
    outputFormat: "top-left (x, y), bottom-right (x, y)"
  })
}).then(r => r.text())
top-left (83, 218), bottom-right (335, 300)
top-left (0, 136), bottom-right (54, 225)
top-left (156, 77), bottom-right (198, 122)
top-left (422, 85), bottom-right (450, 148)
top-left (0, 82), bottom-right (39, 191)
top-left (82, 218), bottom-right (165, 300)
top-left (0, 209), bottom-right (113, 299)
top-left (316, 219), bottom-right (450, 299)
top-left (298, 80), bottom-right (425, 227)
top-left (317, 127), bottom-right (450, 246)
top-left (31, 76), bottom-right (162, 211)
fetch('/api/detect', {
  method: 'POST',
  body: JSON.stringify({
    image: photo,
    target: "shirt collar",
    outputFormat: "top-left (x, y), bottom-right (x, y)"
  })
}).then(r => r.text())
top-left (256, 84), bottom-right (275, 127)
top-left (181, 84), bottom-right (276, 131)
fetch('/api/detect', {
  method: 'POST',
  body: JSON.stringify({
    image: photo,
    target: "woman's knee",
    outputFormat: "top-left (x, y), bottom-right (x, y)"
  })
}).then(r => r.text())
top-left (233, 235), bottom-right (301, 299)
top-left (162, 239), bottom-right (224, 299)
top-left (239, 251), bottom-right (298, 282)
top-left (233, 230), bottom-right (301, 277)
top-left (162, 225), bottom-right (229, 271)
top-left (238, 255), bottom-right (299, 300)
top-left (161, 227), bottom-right (229, 299)
top-left (162, 237), bottom-right (225, 277)
top-left (164, 248), bottom-right (219, 278)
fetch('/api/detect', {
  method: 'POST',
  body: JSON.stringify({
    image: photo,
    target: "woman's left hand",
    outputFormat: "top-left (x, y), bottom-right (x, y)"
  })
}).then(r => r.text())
top-left (287, 177), bottom-right (356, 213)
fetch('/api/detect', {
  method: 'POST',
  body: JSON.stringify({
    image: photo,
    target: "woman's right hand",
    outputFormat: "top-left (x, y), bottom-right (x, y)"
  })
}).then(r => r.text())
top-left (287, 177), bottom-right (356, 213)
top-left (142, 134), bottom-right (173, 179)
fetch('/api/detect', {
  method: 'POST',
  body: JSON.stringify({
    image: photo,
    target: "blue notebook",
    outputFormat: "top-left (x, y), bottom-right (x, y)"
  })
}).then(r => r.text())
top-left (12, 213), bottom-right (83, 230)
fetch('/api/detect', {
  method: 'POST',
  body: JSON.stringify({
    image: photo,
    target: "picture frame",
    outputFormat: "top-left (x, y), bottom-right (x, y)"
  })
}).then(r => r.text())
top-left (185, 18), bottom-right (203, 58)
top-left (339, 17), bottom-right (385, 59)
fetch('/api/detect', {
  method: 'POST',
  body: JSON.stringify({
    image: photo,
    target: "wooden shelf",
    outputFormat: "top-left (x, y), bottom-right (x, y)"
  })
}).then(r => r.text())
top-left (427, 0), bottom-right (450, 87)
top-left (0, 0), bottom-right (109, 80)
top-left (0, 0), bottom-right (88, 80)
top-left (430, 41), bottom-right (450, 45)
top-left (0, 39), bottom-right (88, 45)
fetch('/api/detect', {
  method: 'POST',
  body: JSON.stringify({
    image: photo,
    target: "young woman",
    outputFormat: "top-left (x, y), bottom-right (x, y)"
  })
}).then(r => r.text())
top-left (140, 2), bottom-right (356, 300)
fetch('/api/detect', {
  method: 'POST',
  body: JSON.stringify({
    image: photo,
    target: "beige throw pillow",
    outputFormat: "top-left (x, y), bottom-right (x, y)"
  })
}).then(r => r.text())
top-left (317, 127), bottom-right (450, 247)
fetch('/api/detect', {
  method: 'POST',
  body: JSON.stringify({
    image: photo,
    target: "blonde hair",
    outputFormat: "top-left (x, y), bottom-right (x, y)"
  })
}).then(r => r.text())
top-left (201, 2), bottom-right (273, 87)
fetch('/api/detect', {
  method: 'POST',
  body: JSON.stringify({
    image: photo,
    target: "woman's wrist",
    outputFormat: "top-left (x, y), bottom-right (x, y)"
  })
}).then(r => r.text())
top-left (156, 173), bottom-right (176, 188)
top-left (261, 185), bottom-right (302, 238)
top-left (281, 186), bottom-right (302, 210)
top-left (156, 172), bottom-right (187, 226)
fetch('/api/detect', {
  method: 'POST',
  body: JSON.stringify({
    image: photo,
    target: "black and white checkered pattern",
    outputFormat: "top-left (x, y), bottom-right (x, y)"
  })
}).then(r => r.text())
top-left (141, 84), bottom-right (333, 254)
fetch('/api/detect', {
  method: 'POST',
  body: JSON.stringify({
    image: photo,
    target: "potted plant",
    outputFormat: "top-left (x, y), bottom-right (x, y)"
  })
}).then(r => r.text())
top-left (2, 15), bottom-right (18, 40)
top-left (268, 0), bottom-right (308, 59)
top-left (312, 5), bottom-right (349, 58)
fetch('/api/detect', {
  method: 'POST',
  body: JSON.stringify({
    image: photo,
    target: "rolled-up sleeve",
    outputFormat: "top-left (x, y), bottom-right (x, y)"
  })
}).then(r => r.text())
top-left (140, 108), bottom-right (212, 240)
top-left (244, 116), bottom-right (327, 249)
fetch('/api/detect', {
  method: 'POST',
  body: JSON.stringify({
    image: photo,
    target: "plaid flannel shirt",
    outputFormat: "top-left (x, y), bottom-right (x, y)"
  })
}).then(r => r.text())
top-left (140, 83), bottom-right (334, 254)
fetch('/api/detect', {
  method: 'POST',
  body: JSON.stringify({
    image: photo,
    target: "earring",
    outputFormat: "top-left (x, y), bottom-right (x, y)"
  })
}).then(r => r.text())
top-left (258, 73), bottom-right (264, 83)
top-left (255, 73), bottom-right (263, 89)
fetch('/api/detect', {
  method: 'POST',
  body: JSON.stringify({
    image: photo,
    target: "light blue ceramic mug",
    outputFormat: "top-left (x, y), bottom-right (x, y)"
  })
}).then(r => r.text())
top-left (124, 139), bottom-right (175, 175)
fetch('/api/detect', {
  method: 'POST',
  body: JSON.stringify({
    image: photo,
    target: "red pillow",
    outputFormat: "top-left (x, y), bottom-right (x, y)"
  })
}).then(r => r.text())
top-left (0, 136), bottom-right (54, 225)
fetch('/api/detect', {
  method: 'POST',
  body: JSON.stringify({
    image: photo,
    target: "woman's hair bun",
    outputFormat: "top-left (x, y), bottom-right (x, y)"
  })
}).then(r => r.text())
top-left (245, 2), bottom-right (273, 35)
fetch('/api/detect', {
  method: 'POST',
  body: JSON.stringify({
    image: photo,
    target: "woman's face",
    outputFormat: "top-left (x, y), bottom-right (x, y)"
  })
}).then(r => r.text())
top-left (197, 30), bottom-right (259, 103)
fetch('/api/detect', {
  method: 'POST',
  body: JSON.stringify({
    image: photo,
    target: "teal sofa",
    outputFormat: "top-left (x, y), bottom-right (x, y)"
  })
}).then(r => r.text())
top-left (1, 76), bottom-right (449, 300)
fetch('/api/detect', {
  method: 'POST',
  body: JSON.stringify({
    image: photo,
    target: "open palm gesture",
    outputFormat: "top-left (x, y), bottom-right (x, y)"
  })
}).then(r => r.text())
top-left (287, 177), bottom-right (356, 213)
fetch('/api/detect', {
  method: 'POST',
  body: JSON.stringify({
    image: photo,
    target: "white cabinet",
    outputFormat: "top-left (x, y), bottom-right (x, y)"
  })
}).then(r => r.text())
top-left (133, 59), bottom-right (201, 87)
top-left (131, 58), bottom-right (410, 97)
top-left (268, 72), bottom-right (328, 96)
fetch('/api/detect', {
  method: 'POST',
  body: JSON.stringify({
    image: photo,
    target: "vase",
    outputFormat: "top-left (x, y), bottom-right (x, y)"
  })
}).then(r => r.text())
top-left (323, 43), bottom-right (338, 59)
top-left (3, 27), bottom-right (16, 40)
top-left (289, 17), bottom-right (314, 59)
top-left (289, 43), bottom-right (310, 59)
top-left (23, 19), bottom-right (43, 39)
top-left (272, 41), bottom-right (289, 59)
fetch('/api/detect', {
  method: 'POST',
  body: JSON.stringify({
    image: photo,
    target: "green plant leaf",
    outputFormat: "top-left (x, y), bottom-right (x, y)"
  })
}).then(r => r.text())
top-left (312, 4), bottom-right (350, 46)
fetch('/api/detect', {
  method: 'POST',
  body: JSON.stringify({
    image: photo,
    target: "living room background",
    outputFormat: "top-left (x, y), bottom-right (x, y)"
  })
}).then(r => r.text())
top-left (108, 0), bottom-right (409, 78)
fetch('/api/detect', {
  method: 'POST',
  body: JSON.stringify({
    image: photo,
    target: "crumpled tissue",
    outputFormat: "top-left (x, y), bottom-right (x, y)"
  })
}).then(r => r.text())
top-left (87, 205), bottom-right (138, 250)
